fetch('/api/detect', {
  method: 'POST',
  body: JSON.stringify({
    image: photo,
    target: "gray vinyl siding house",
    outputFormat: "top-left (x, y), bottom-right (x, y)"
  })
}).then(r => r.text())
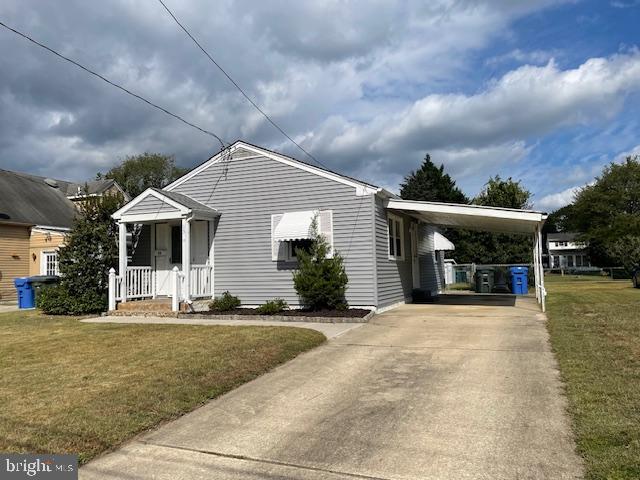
top-left (113, 141), bottom-right (443, 311)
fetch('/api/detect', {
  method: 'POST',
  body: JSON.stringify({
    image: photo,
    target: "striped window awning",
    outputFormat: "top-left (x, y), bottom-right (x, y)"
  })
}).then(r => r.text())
top-left (274, 210), bottom-right (317, 241)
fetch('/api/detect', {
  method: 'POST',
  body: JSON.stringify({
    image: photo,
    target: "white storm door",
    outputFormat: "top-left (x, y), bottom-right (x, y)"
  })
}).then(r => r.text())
top-left (154, 224), bottom-right (172, 296)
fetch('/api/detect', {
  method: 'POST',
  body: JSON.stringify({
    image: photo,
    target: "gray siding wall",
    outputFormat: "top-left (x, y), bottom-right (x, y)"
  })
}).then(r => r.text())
top-left (374, 197), bottom-right (414, 308)
top-left (126, 195), bottom-right (180, 215)
top-left (170, 150), bottom-right (376, 307)
top-left (418, 224), bottom-right (440, 295)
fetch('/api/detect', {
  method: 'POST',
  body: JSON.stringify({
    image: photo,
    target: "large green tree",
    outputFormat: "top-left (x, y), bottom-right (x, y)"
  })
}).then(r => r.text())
top-left (542, 204), bottom-right (577, 235)
top-left (452, 176), bottom-right (533, 264)
top-left (39, 193), bottom-right (126, 314)
top-left (571, 156), bottom-right (640, 267)
top-left (97, 153), bottom-right (188, 198)
top-left (400, 154), bottom-right (468, 203)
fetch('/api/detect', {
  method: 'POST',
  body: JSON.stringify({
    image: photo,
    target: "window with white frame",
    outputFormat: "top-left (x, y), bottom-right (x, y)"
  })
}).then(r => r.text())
top-left (387, 213), bottom-right (404, 260)
top-left (41, 251), bottom-right (59, 276)
top-left (271, 210), bottom-right (333, 262)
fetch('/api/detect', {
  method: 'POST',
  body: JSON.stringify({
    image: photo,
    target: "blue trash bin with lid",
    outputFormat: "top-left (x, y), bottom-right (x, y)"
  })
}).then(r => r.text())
top-left (509, 266), bottom-right (528, 295)
top-left (14, 277), bottom-right (35, 309)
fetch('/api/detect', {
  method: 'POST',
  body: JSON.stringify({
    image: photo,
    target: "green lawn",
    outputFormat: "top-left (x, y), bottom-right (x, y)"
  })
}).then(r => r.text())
top-left (546, 275), bottom-right (640, 479)
top-left (0, 311), bottom-right (325, 463)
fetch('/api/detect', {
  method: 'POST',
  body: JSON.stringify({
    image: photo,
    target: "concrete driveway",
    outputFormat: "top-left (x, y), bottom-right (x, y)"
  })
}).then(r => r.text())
top-left (81, 296), bottom-right (582, 480)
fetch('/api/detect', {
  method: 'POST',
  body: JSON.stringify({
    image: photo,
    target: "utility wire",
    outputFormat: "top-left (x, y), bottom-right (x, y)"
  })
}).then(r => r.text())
top-left (0, 20), bottom-right (227, 150)
top-left (156, 0), bottom-right (330, 170)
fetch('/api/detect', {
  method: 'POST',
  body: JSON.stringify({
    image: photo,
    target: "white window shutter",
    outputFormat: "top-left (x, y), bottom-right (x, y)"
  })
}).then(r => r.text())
top-left (318, 210), bottom-right (334, 258)
top-left (271, 213), bottom-right (284, 261)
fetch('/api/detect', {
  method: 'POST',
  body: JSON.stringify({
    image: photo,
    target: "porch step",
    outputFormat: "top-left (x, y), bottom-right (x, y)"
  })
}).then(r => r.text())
top-left (115, 299), bottom-right (189, 313)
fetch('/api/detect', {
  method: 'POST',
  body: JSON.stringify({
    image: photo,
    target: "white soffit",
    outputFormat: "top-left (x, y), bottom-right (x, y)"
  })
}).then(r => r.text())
top-left (387, 199), bottom-right (546, 234)
top-left (274, 210), bottom-right (317, 241)
top-left (434, 231), bottom-right (455, 250)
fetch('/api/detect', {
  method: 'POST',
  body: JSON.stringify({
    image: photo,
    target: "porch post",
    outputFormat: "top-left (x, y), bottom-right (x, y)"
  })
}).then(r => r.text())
top-left (118, 221), bottom-right (127, 303)
top-left (208, 220), bottom-right (215, 299)
top-left (150, 224), bottom-right (157, 299)
top-left (108, 268), bottom-right (116, 311)
top-left (182, 217), bottom-right (191, 304)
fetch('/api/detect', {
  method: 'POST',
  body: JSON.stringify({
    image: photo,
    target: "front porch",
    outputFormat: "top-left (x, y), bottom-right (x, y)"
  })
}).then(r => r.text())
top-left (109, 188), bottom-right (219, 312)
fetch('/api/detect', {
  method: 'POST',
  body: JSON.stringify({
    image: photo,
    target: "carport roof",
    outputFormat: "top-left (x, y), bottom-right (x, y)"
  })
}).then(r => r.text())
top-left (386, 199), bottom-right (547, 234)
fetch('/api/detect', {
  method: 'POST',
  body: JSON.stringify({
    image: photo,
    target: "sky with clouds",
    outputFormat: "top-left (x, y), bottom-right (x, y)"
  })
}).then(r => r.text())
top-left (1, 0), bottom-right (639, 211)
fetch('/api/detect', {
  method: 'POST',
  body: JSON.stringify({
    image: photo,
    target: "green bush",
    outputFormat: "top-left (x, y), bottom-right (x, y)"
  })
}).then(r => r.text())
top-left (208, 291), bottom-right (241, 312)
top-left (256, 298), bottom-right (289, 315)
top-left (39, 285), bottom-right (106, 315)
top-left (292, 217), bottom-right (348, 310)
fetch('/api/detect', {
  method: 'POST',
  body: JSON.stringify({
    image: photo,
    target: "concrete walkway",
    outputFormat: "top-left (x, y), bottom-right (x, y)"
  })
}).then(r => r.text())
top-left (0, 304), bottom-right (18, 314)
top-left (82, 316), bottom-right (364, 340)
top-left (81, 297), bottom-right (583, 480)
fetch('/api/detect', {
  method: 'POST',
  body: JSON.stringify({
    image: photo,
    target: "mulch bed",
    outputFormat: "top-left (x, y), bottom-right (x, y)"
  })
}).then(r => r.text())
top-left (187, 308), bottom-right (372, 318)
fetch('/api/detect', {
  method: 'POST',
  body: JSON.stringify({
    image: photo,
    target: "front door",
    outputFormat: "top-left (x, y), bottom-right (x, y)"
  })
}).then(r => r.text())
top-left (410, 224), bottom-right (420, 289)
top-left (154, 224), bottom-right (172, 296)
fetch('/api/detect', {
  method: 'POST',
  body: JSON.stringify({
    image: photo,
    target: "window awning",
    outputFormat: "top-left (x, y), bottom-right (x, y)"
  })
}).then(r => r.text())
top-left (434, 231), bottom-right (455, 251)
top-left (274, 210), bottom-right (317, 241)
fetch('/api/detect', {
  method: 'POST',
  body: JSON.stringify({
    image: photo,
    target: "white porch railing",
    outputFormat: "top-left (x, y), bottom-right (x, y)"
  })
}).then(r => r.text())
top-left (190, 264), bottom-right (213, 298)
top-left (126, 266), bottom-right (154, 299)
top-left (108, 264), bottom-right (212, 312)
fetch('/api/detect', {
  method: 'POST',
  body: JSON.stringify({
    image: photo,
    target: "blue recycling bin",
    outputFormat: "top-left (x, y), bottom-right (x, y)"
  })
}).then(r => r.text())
top-left (509, 267), bottom-right (528, 295)
top-left (14, 277), bottom-right (35, 309)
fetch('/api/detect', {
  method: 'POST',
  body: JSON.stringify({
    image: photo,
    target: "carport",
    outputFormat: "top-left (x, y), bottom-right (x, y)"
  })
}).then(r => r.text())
top-left (385, 199), bottom-right (548, 311)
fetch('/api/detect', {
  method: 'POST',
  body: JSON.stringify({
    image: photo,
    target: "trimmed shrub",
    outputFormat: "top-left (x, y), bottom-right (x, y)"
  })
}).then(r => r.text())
top-left (39, 285), bottom-right (106, 315)
top-left (209, 291), bottom-right (241, 312)
top-left (292, 217), bottom-right (348, 311)
top-left (256, 298), bottom-right (289, 315)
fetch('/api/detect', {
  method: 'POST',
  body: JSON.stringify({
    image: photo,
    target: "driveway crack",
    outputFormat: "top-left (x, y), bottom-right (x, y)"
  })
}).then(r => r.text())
top-left (138, 440), bottom-right (396, 480)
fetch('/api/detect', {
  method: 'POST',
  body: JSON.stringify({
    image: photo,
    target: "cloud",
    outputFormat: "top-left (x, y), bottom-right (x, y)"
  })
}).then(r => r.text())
top-left (485, 49), bottom-right (559, 67)
top-left (610, 0), bottom-right (640, 8)
top-left (0, 0), bottom-right (635, 207)
top-left (536, 185), bottom-right (582, 211)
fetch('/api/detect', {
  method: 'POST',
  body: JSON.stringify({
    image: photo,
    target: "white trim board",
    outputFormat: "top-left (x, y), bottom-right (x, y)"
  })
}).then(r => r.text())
top-left (113, 188), bottom-right (190, 220)
top-left (165, 141), bottom-right (380, 196)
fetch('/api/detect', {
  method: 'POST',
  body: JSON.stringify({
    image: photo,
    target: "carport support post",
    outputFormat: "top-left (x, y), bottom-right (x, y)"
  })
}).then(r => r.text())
top-left (537, 227), bottom-right (546, 312)
top-left (532, 232), bottom-right (539, 303)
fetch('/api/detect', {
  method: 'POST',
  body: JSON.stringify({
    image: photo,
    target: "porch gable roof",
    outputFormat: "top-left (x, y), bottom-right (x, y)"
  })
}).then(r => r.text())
top-left (112, 187), bottom-right (219, 222)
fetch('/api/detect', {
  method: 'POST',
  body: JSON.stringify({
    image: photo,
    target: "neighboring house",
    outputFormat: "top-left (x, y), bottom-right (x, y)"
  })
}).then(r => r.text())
top-left (0, 169), bottom-right (125, 303)
top-left (547, 232), bottom-right (590, 269)
top-left (111, 141), bottom-right (548, 312)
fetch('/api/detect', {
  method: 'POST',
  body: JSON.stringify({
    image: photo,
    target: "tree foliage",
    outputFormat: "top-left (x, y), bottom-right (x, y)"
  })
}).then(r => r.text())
top-left (292, 218), bottom-right (349, 310)
top-left (571, 156), bottom-right (640, 267)
top-left (39, 193), bottom-right (125, 314)
top-left (451, 176), bottom-right (533, 264)
top-left (97, 153), bottom-right (188, 198)
top-left (400, 154), bottom-right (468, 203)
top-left (542, 204), bottom-right (577, 235)
top-left (474, 175), bottom-right (532, 209)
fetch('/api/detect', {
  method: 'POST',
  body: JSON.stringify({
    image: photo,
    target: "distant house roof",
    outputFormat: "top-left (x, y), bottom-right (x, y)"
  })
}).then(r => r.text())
top-left (64, 178), bottom-right (123, 198)
top-left (0, 169), bottom-right (77, 228)
top-left (547, 232), bottom-right (580, 241)
top-left (0, 170), bottom-right (127, 229)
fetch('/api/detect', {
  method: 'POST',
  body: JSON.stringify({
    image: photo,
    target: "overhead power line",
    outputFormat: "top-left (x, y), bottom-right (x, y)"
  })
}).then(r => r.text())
top-left (156, 0), bottom-right (329, 170)
top-left (0, 20), bottom-right (227, 150)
